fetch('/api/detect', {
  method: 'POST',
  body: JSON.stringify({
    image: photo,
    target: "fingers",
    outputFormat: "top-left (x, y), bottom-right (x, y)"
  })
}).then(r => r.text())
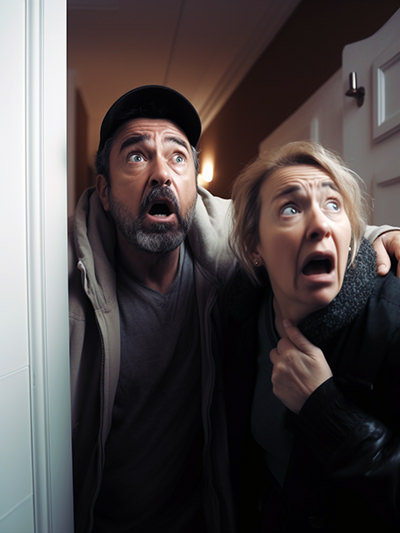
top-left (270, 346), bottom-right (279, 365)
top-left (382, 230), bottom-right (400, 278)
top-left (269, 324), bottom-right (333, 413)
top-left (281, 320), bottom-right (317, 354)
top-left (270, 321), bottom-right (318, 365)
top-left (372, 236), bottom-right (391, 276)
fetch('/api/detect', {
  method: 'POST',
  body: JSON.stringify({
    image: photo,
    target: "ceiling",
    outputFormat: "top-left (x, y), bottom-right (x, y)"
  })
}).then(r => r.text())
top-left (67, 0), bottom-right (302, 162)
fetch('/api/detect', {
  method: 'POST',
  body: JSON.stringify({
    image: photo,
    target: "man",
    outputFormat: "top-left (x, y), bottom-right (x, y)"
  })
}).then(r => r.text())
top-left (69, 85), bottom-right (400, 532)
top-left (69, 85), bottom-right (236, 533)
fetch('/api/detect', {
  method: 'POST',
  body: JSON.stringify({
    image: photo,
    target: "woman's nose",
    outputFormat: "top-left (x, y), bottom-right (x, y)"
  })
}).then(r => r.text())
top-left (306, 207), bottom-right (331, 240)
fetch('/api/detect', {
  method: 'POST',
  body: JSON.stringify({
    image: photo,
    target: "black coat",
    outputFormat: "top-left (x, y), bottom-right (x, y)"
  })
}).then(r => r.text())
top-left (221, 268), bottom-right (400, 532)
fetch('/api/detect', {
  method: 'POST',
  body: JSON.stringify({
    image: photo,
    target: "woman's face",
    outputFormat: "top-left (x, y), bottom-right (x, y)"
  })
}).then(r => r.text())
top-left (255, 164), bottom-right (352, 324)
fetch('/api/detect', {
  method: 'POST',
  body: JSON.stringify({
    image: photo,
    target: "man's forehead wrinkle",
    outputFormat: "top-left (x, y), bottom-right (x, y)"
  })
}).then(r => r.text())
top-left (118, 132), bottom-right (189, 154)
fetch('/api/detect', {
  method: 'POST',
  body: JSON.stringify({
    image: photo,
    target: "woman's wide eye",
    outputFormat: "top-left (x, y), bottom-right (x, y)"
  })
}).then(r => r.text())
top-left (326, 200), bottom-right (339, 211)
top-left (281, 205), bottom-right (298, 216)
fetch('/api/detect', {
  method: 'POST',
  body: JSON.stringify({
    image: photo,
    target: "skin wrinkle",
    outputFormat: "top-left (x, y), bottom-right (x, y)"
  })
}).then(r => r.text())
top-left (120, 134), bottom-right (191, 155)
top-left (271, 180), bottom-right (338, 203)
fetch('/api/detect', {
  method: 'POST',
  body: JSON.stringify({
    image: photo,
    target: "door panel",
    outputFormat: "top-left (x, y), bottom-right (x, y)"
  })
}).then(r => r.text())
top-left (343, 9), bottom-right (400, 226)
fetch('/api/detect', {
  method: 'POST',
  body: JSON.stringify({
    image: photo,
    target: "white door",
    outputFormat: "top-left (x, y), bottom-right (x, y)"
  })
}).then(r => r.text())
top-left (343, 9), bottom-right (400, 226)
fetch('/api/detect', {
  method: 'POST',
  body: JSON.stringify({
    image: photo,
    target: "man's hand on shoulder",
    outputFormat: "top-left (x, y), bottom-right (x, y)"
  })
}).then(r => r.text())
top-left (373, 230), bottom-right (400, 277)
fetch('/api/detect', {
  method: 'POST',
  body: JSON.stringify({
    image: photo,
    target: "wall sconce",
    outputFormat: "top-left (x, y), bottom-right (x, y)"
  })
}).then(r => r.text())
top-left (345, 72), bottom-right (365, 107)
top-left (198, 160), bottom-right (214, 187)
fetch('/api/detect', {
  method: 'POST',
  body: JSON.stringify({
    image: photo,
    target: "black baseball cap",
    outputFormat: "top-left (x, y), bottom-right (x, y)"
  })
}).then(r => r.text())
top-left (98, 85), bottom-right (202, 151)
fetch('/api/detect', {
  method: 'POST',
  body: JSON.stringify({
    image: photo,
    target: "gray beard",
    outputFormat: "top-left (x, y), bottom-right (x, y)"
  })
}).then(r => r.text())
top-left (108, 188), bottom-right (196, 254)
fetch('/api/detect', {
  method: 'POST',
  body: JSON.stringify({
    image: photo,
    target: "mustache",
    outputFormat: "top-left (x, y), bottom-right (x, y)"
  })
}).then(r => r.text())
top-left (139, 186), bottom-right (181, 221)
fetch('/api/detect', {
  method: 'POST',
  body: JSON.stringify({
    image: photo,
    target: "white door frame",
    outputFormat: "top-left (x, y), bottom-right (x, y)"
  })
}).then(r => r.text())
top-left (26, 0), bottom-right (73, 531)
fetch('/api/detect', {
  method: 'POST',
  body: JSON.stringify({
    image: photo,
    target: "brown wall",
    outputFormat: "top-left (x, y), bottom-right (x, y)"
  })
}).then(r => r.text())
top-left (73, 89), bottom-right (94, 206)
top-left (200, 0), bottom-right (399, 198)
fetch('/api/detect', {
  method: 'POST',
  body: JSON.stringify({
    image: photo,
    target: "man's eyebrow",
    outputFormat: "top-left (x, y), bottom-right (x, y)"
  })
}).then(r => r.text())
top-left (119, 134), bottom-right (149, 152)
top-left (119, 134), bottom-right (190, 153)
top-left (165, 135), bottom-right (190, 152)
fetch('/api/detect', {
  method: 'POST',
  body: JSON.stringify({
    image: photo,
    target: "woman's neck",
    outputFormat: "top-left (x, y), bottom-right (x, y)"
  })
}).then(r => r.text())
top-left (272, 299), bottom-right (286, 338)
top-left (273, 297), bottom-right (307, 338)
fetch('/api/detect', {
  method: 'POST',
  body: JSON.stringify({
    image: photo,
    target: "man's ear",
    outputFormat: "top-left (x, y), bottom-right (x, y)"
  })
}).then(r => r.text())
top-left (96, 174), bottom-right (110, 212)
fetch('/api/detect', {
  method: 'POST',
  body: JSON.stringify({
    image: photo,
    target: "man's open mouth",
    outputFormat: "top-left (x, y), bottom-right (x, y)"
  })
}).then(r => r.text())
top-left (148, 201), bottom-right (173, 217)
top-left (146, 193), bottom-right (177, 219)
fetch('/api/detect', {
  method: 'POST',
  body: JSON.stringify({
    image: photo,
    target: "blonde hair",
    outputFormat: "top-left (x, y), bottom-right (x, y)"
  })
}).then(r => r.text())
top-left (230, 141), bottom-right (369, 283)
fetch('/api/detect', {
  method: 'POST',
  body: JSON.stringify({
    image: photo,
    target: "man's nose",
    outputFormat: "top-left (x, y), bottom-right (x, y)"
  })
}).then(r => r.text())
top-left (149, 155), bottom-right (171, 187)
top-left (306, 206), bottom-right (331, 240)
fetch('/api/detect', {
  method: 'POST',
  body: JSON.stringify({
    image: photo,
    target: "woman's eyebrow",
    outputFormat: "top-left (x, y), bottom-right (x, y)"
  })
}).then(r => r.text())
top-left (272, 184), bottom-right (301, 201)
top-left (272, 180), bottom-right (338, 202)
top-left (322, 180), bottom-right (339, 192)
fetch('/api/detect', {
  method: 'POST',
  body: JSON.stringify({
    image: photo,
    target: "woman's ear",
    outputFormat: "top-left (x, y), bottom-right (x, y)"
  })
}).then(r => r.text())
top-left (96, 174), bottom-right (110, 212)
top-left (251, 251), bottom-right (264, 267)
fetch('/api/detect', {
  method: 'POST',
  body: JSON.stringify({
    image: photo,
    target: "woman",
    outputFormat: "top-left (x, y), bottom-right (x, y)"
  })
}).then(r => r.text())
top-left (226, 141), bottom-right (400, 531)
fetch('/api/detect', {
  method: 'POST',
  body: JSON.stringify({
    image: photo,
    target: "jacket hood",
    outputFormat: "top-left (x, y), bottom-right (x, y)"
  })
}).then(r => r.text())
top-left (70, 188), bottom-right (117, 312)
top-left (188, 186), bottom-right (235, 283)
top-left (70, 186), bottom-right (236, 308)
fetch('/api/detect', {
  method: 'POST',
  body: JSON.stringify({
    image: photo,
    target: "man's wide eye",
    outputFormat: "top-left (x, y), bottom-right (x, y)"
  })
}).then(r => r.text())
top-left (128, 153), bottom-right (144, 163)
top-left (174, 154), bottom-right (185, 163)
top-left (281, 205), bottom-right (298, 216)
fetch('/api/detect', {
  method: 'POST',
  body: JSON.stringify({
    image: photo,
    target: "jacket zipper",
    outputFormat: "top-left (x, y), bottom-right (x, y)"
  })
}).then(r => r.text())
top-left (78, 259), bottom-right (107, 532)
top-left (201, 282), bottom-right (221, 533)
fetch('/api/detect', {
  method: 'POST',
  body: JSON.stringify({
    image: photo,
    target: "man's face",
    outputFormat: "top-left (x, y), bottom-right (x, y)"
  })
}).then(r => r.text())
top-left (98, 118), bottom-right (197, 254)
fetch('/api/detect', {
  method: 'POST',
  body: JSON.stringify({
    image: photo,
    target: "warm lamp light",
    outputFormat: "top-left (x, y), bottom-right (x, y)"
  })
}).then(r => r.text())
top-left (198, 160), bottom-right (214, 187)
top-left (202, 162), bottom-right (214, 182)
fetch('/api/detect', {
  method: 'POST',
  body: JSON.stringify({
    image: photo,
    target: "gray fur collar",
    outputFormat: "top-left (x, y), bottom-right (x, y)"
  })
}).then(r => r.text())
top-left (299, 239), bottom-right (377, 346)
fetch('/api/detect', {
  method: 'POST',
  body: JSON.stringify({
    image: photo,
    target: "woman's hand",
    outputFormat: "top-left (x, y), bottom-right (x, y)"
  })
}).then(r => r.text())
top-left (270, 321), bottom-right (333, 413)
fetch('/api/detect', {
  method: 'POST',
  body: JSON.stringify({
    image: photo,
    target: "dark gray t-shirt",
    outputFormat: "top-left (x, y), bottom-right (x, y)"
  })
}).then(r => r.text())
top-left (94, 244), bottom-right (204, 532)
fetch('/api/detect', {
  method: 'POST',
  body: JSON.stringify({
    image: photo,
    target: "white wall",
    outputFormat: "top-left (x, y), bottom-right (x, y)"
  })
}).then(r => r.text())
top-left (0, 1), bottom-right (73, 531)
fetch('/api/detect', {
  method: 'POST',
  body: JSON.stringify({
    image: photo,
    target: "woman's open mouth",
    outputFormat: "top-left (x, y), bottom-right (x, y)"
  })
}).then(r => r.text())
top-left (302, 257), bottom-right (333, 275)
